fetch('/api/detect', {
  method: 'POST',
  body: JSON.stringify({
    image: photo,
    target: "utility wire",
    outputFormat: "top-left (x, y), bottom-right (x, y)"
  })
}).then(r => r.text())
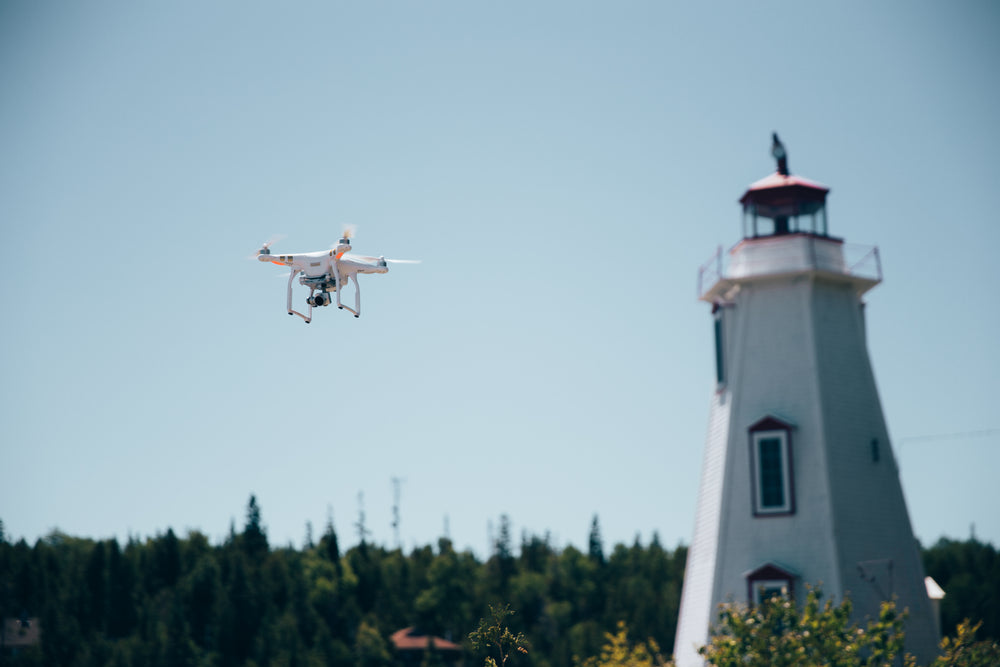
top-left (895, 428), bottom-right (998, 470)
top-left (897, 428), bottom-right (999, 444)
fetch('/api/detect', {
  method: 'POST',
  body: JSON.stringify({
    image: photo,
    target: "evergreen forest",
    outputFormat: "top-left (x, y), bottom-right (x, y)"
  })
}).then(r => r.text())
top-left (1, 497), bottom-right (997, 667)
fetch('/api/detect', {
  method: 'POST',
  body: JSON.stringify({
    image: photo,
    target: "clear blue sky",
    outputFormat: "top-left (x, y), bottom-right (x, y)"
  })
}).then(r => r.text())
top-left (2, 2), bottom-right (998, 557)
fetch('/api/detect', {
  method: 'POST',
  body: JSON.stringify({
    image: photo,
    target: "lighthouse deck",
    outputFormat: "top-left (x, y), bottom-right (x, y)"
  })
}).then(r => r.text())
top-left (698, 233), bottom-right (882, 302)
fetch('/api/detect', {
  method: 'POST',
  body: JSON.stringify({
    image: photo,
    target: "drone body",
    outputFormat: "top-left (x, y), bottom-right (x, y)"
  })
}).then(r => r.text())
top-left (255, 232), bottom-right (414, 322)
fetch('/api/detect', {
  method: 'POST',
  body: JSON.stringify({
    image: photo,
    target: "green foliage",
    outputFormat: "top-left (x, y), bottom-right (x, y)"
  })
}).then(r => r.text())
top-left (469, 603), bottom-right (529, 667)
top-left (577, 621), bottom-right (670, 667)
top-left (932, 619), bottom-right (1000, 666)
top-left (357, 619), bottom-right (394, 667)
top-left (415, 538), bottom-right (477, 639)
top-left (922, 537), bottom-right (1000, 640)
top-left (697, 587), bottom-right (915, 667)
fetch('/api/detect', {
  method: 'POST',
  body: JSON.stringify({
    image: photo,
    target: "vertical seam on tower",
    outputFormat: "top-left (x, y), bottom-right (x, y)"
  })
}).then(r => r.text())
top-left (714, 287), bottom-right (749, 603)
top-left (808, 275), bottom-right (845, 601)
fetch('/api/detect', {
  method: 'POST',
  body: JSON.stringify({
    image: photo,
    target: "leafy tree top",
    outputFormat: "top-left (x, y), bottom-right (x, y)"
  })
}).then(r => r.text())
top-left (470, 603), bottom-right (529, 667)
top-left (697, 587), bottom-right (914, 667)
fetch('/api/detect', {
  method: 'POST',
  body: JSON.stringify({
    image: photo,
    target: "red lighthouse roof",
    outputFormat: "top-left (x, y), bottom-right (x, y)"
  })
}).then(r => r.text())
top-left (739, 171), bottom-right (829, 216)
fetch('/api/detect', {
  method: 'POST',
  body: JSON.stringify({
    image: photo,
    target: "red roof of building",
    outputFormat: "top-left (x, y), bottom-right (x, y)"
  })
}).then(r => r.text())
top-left (390, 627), bottom-right (463, 652)
top-left (3, 618), bottom-right (40, 648)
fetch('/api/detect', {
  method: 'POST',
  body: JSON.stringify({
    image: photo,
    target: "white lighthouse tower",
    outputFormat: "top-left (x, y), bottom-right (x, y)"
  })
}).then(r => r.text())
top-left (673, 136), bottom-right (939, 665)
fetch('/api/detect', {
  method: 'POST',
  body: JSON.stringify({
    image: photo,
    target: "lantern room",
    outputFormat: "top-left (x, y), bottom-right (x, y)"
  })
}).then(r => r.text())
top-left (739, 134), bottom-right (830, 238)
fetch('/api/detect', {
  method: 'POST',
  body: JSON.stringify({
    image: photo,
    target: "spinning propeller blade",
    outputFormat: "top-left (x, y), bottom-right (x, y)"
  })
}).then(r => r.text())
top-left (354, 255), bottom-right (422, 264)
top-left (331, 225), bottom-right (356, 251)
top-left (250, 234), bottom-right (286, 258)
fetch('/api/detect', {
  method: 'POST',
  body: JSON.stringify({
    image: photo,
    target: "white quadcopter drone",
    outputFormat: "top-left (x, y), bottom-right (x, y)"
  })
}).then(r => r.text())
top-left (255, 230), bottom-right (417, 322)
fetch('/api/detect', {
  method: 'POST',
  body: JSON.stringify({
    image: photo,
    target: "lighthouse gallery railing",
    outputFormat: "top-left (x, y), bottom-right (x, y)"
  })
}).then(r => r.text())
top-left (698, 241), bottom-right (882, 300)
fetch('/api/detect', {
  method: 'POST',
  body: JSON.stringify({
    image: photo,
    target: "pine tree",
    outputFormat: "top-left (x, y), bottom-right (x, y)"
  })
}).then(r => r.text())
top-left (107, 538), bottom-right (137, 639)
top-left (242, 494), bottom-right (269, 560)
top-left (588, 516), bottom-right (605, 565)
top-left (321, 516), bottom-right (342, 565)
top-left (83, 540), bottom-right (107, 635)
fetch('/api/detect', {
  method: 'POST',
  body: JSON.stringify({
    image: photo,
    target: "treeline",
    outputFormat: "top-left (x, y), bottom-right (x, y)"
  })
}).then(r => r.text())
top-left (923, 535), bottom-right (1000, 646)
top-left (0, 498), bottom-right (996, 667)
top-left (0, 499), bottom-right (682, 667)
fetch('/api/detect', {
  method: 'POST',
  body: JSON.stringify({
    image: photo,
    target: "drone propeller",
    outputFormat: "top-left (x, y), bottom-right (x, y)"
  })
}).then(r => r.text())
top-left (354, 255), bottom-right (421, 264)
top-left (261, 233), bottom-right (286, 249)
top-left (331, 225), bottom-right (357, 251)
top-left (251, 234), bottom-right (286, 258)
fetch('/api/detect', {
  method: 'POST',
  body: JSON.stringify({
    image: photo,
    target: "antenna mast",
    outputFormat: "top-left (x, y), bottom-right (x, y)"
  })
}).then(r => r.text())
top-left (355, 491), bottom-right (371, 545)
top-left (391, 476), bottom-right (406, 550)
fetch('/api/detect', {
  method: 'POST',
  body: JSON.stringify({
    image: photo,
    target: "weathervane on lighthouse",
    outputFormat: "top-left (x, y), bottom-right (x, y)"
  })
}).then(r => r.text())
top-left (771, 132), bottom-right (789, 175)
top-left (674, 135), bottom-right (940, 665)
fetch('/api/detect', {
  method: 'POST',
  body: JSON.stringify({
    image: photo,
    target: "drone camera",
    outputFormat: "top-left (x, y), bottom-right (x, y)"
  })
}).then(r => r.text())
top-left (307, 294), bottom-right (332, 308)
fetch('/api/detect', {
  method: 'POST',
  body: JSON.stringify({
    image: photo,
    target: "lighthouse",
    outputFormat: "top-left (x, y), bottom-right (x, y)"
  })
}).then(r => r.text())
top-left (673, 135), bottom-right (939, 665)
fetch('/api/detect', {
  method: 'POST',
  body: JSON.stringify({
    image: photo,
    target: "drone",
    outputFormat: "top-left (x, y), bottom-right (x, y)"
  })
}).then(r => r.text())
top-left (255, 229), bottom-right (417, 322)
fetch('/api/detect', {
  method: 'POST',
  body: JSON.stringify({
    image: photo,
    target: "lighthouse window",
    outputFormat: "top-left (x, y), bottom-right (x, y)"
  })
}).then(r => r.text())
top-left (754, 580), bottom-right (788, 605)
top-left (713, 308), bottom-right (725, 386)
top-left (745, 563), bottom-right (797, 606)
top-left (751, 428), bottom-right (794, 515)
top-left (759, 438), bottom-right (785, 507)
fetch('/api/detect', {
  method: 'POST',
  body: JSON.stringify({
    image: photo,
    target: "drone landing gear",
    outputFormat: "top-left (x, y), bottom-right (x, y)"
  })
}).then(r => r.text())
top-left (332, 264), bottom-right (362, 318)
top-left (286, 270), bottom-right (312, 323)
top-left (284, 268), bottom-right (363, 323)
top-left (337, 273), bottom-right (361, 318)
